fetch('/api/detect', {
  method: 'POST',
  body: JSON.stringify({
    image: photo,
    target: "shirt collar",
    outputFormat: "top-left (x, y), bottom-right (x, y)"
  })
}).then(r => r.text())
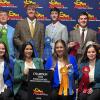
top-left (0, 24), bottom-right (7, 29)
top-left (27, 17), bottom-right (36, 24)
top-left (79, 26), bottom-right (87, 31)
top-left (51, 21), bottom-right (60, 27)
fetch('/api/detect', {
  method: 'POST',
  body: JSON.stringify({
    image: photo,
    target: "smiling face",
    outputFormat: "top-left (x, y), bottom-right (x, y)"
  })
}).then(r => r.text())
top-left (0, 11), bottom-right (8, 24)
top-left (26, 5), bottom-right (36, 20)
top-left (0, 43), bottom-right (5, 59)
top-left (78, 14), bottom-right (88, 28)
top-left (87, 46), bottom-right (96, 61)
top-left (55, 41), bottom-right (65, 58)
top-left (24, 44), bottom-right (33, 59)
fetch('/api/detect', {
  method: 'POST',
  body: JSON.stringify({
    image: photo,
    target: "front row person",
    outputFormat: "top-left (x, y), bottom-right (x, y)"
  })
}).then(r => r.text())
top-left (0, 41), bottom-right (14, 100)
top-left (78, 42), bottom-right (100, 100)
top-left (14, 41), bottom-right (43, 100)
top-left (45, 40), bottom-right (79, 100)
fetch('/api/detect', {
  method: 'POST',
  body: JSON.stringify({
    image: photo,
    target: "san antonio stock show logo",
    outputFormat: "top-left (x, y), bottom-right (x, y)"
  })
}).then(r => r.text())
top-left (8, 11), bottom-right (23, 20)
top-left (24, 0), bottom-right (42, 8)
top-left (0, 0), bottom-right (16, 8)
top-left (32, 88), bottom-right (48, 96)
top-left (49, 0), bottom-right (68, 9)
top-left (74, 0), bottom-right (93, 9)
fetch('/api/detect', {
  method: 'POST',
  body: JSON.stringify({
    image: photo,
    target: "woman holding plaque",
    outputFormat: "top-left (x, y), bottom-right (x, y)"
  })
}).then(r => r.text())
top-left (78, 42), bottom-right (100, 100)
top-left (45, 39), bottom-right (79, 100)
top-left (0, 41), bottom-right (14, 100)
top-left (14, 40), bottom-right (43, 100)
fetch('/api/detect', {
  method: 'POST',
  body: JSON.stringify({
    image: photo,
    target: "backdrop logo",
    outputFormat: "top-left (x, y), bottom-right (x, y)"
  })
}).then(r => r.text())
top-left (74, 0), bottom-right (92, 9)
top-left (0, 0), bottom-right (17, 8)
top-left (59, 12), bottom-right (75, 21)
top-left (49, 0), bottom-right (67, 9)
top-left (32, 88), bottom-right (48, 96)
top-left (87, 13), bottom-right (97, 21)
top-left (24, 0), bottom-right (42, 8)
top-left (36, 12), bottom-right (49, 21)
top-left (8, 11), bottom-right (23, 20)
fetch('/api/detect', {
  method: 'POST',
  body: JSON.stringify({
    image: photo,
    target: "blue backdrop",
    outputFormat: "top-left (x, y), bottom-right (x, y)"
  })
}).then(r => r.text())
top-left (0, 0), bottom-right (100, 43)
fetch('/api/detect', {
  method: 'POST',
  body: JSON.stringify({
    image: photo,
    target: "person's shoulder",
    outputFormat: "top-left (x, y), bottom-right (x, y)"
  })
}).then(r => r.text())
top-left (58, 22), bottom-right (66, 28)
top-left (96, 59), bottom-right (100, 63)
top-left (70, 29), bottom-right (78, 33)
top-left (16, 19), bottom-right (26, 25)
top-left (88, 28), bottom-right (97, 33)
top-left (33, 58), bottom-right (43, 62)
top-left (46, 23), bottom-right (52, 28)
top-left (68, 55), bottom-right (76, 61)
top-left (15, 59), bottom-right (24, 64)
top-left (7, 25), bottom-right (14, 30)
top-left (36, 20), bottom-right (44, 26)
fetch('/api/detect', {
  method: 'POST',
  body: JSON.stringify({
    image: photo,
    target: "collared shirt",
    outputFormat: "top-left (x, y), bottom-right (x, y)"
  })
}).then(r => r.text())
top-left (45, 21), bottom-right (68, 53)
top-left (89, 64), bottom-right (95, 82)
top-left (27, 17), bottom-right (36, 31)
top-left (79, 26), bottom-right (87, 41)
top-left (24, 61), bottom-right (36, 75)
top-left (0, 59), bottom-right (7, 94)
top-left (0, 24), bottom-right (7, 30)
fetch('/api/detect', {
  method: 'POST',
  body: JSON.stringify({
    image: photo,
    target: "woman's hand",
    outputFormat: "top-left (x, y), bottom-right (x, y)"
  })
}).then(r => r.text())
top-left (87, 88), bottom-right (93, 94)
top-left (50, 67), bottom-right (55, 71)
top-left (66, 64), bottom-right (72, 69)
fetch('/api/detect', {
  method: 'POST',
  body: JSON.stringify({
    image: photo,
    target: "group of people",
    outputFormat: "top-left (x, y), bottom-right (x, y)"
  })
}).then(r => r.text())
top-left (0, 3), bottom-right (100, 100)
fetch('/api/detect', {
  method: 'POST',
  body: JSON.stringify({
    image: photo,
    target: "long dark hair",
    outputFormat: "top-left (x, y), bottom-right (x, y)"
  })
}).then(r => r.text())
top-left (0, 41), bottom-right (13, 77)
top-left (0, 41), bottom-right (9, 63)
top-left (81, 44), bottom-right (100, 63)
top-left (52, 39), bottom-right (69, 68)
top-left (19, 41), bottom-right (35, 60)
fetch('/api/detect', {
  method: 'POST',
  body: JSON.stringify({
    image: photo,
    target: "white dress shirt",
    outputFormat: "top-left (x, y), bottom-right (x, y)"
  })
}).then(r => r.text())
top-left (0, 24), bottom-right (7, 29)
top-left (27, 18), bottom-right (36, 31)
top-left (24, 61), bottom-right (36, 75)
top-left (0, 60), bottom-right (7, 94)
top-left (45, 21), bottom-right (68, 53)
top-left (79, 27), bottom-right (88, 42)
top-left (89, 64), bottom-right (95, 82)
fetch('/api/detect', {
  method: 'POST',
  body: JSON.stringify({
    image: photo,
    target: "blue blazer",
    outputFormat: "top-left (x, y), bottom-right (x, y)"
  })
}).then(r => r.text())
top-left (4, 58), bottom-right (14, 91)
top-left (45, 55), bottom-right (79, 95)
top-left (79, 59), bottom-right (100, 89)
top-left (7, 25), bottom-right (15, 60)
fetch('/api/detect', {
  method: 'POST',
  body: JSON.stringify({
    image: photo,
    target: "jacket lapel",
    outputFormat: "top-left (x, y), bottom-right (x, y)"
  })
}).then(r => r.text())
top-left (34, 21), bottom-right (39, 37)
top-left (24, 19), bottom-right (32, 37)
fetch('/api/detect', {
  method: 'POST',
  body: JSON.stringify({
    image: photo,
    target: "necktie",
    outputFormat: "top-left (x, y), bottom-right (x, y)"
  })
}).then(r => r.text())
top-left (30, 22), bottom-right (35, 38)
top-left (81, 28), bottom-right (85, 42)
top-left (0, 26), bottom-right (9, 52)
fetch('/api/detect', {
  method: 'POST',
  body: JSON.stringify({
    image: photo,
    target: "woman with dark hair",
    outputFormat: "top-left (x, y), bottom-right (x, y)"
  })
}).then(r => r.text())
top-left (45, 39), bottom-right (79, 100)
top-left (14, 41), bottom-right (43, 100)
top-left (78, 42), bottom-right (100, 100)
top-left (0, 41), bottom-right (14, 100)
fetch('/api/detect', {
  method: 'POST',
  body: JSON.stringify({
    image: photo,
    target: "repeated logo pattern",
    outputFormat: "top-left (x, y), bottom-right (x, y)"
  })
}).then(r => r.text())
top-left (0, 0), bottom-right (100, 41)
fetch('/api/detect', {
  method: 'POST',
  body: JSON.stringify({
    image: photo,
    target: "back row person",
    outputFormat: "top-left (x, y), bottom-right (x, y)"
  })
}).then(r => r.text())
top-left (68, 12), bottom-right (97, 64)
top-left (0, 6), bottom-right (98, 63)
top-left (13, 3), bottom-right (45, 58)
top-left (0, 10), bottom-right (15, 60)
top-left (45, 7), bottom-right (68, 53)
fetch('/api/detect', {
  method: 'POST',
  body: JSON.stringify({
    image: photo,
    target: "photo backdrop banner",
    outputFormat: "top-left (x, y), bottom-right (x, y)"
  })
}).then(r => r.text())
top-left (0, 0), bottom-right (100, 43)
